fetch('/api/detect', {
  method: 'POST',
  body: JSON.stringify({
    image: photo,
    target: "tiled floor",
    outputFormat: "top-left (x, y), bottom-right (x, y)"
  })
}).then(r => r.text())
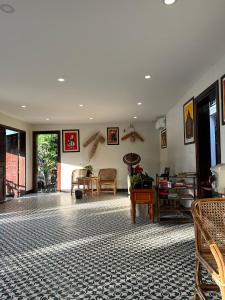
top-left (0, 192), bottom-right (219, 299)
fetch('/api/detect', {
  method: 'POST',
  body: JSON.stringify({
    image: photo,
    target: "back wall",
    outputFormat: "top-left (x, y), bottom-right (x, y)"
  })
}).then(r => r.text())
top-left (32, 122), bottom-right (159, 190)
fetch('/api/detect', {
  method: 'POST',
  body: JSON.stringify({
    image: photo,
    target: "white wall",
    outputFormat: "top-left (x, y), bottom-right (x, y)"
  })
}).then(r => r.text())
top-left (160, 52), bottom-right (225, 174)
top-left (32, 122), bottom-right (159, 190)
top-left (0, 111), bottom-right (33, 190)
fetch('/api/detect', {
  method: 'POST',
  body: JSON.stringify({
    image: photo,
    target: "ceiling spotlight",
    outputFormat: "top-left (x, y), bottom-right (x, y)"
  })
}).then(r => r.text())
top-left (133, 116), bottom-right (138, 119)
top-left (46, 118), bottom-right (50, 121)
top-left (0, 4), bottom-right (15, 13)
top-left (79, 104), bottom-right (84, 107)
top-left (145, 75), bottom-right (151, 79)
top-left (21, 105), bottom-right (27, 109)
top-left (137, 102), bottom-right (142, 106)
top-left (89, 117), bottom-right (94, 120)
top-left (57, 78), bottom-right (65, 82)
top-left (163, 0), bottom-right (176, 5)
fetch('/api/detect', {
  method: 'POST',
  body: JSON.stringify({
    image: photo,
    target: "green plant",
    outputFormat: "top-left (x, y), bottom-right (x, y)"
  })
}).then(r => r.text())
top-left (37, 134), bottom-right (58, 187)
top-left (130, 174), bottom-right (142, 188)
top-left (84, 165), bottom-right (93, 173)
top-left (130, 169), bottom-right (154, 189)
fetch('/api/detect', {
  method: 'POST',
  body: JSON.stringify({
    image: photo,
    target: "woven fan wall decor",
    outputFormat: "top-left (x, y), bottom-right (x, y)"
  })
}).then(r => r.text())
top-left (83, 132), bottom-right (105, 160)
top-left (121, 131), bottom-right (144, 142)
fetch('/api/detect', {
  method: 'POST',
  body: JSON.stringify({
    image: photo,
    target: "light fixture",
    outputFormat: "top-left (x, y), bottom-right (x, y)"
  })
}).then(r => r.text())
top-left (79, 104), bottom-right (84, 107)
top-left (20, 105), bottom-right (27, 109)
top-left (89, 117), bottom-right (94, 120)
top-left (137, 102), bottom-right (142, 106)
top-left (57, 78), bottom-right (65, 82)
top-left (163, 0), bottom-right (176, 5)
top-left (0, 4), bottom-right (15, 13)
top-left (46, 118), bottom-right (50, 121)
top-left (133, 116), bottom-right (138, 119)
top-left (145, 75), bottom-right (151, 79)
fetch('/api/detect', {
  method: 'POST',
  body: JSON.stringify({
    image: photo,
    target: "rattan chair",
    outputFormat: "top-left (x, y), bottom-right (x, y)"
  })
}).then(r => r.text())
top-left (98, 168), bottom-right (117, 195)
top-left (71, 169), bottom-right (87, 195)
top-left (192, 198), bottom-right (225, 300)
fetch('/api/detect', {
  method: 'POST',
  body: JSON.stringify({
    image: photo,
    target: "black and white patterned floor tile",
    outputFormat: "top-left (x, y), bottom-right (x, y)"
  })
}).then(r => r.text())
top-left (0, 193), bottom-right (220, 299)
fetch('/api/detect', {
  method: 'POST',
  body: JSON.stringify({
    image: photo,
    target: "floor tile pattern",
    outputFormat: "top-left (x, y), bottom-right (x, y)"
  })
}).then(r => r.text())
top-left (0, 193), bottom-right (220, 299)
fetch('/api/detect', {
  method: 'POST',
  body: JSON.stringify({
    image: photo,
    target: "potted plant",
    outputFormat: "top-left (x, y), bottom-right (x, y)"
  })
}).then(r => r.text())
top-left (130, 165), bottom-right (154, 189)
top-left (84, 165), bottom-right (93, 177)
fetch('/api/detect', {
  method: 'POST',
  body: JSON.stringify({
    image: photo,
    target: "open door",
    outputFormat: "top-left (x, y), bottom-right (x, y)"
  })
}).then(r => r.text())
top-left (0, 127), bottom-right (6, 202)
top-left (33, 131), bottom-right (61, 193)
top-left (195, 81), bottom-right (221, 197)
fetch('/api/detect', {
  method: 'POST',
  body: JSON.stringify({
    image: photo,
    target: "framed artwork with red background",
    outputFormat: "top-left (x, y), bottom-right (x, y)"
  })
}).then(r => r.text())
top-left (107, 127), bottom-right (119, 145)
top-left (221, 74), bottom-right (225, 125)
top-left (62, 129), bottom-right (80, 152)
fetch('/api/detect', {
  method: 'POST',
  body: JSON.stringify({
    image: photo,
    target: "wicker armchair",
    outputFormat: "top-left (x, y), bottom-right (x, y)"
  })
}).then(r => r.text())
top-left (192, 198), bottom-right (225, 300)
top-left (71, 169), bottom-right (87, 195)
top-left (98, 168), bottom-right (117, 195)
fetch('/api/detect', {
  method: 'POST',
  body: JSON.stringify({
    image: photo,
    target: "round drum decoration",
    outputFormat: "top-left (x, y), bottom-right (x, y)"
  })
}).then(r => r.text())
top-left (123, 153), bottom-right (141, 166)
top-left (123, 153), bottom-right (141, 175)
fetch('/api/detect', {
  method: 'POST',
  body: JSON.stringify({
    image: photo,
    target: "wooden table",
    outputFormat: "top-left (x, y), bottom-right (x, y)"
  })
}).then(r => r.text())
top-left (130, 188), bottom-right (154, 223)
top-left (77, 177), bottom-right (99, 196)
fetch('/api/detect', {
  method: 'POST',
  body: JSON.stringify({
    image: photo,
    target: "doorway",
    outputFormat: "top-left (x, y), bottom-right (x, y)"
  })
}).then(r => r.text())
top-left (33, 131), bottom-right (61, 193)
top-left (0, 126), bottom-right (26, 202)
top-left (195, 81), bottom-right (221, 197)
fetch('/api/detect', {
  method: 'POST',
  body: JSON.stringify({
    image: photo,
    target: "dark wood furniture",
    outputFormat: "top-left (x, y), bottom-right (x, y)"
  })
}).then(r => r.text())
top-left (130, 188), bottom-right (154, 223)
top-left (156, 174), bottom-right (197, 223)
top-left (192, 198), bottom-right (225, 300)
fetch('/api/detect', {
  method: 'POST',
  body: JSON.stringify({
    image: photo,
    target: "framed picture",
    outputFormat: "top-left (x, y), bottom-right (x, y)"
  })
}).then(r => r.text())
top-left (62, 129), bottom-right (80, 152)
top-left (107, 127), bottom-right (119, 145)
top-left (221, 74), bottom-right (225, 125)
top-left (161, 129), bottom-right (167, 149)
top-left (183, 97), bottom-right (195, 145)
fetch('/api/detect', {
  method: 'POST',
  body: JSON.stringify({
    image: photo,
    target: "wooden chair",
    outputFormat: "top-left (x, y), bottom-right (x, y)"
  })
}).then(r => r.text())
top-left (98, 168), bottom-right (117, 195)
top-left (192, 198), bottom-right (225, 300)
top-left (71, 169), bottom-right (87, 195)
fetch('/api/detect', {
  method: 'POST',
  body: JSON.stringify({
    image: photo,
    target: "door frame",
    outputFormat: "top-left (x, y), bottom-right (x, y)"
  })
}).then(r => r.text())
top-left (0, 124), bottom-right (26, 200)
top-left (33, 131), bottom-right (61, 192)
top-left (195, 80), bottom-right (221, 191)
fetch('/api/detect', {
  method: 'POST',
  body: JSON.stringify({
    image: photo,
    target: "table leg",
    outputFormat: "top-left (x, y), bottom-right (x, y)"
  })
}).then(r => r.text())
top-left (97, 180), bottom-right (99, 195)
top-left (149, 204), bottom-right (154, 223)
top-left (91, 180), bottom-right (94, 197)
top-left (131, 202), bottom-right (136, 224)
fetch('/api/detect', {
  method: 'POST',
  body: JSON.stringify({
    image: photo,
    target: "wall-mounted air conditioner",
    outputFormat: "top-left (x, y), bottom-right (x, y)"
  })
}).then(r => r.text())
top-left (155, 117), bottom-right (166, 130)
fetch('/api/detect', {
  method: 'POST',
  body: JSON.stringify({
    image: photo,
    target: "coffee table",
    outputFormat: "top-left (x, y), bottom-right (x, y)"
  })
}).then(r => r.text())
top-left (77, 177), bottom-right (99, 196)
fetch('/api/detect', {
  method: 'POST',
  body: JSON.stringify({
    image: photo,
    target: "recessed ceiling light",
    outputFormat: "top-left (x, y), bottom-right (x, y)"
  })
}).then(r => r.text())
top-left (137, 102), bottom-right (142, 106)
top-left (145, 75), bottom-right (151, 79)
top-left (163, 0), bottom-right (176, 5)
top-left (20, 105), bottom-right (27, 109)
top-left (0, 4), bottom-right (15, 14)
top-left (46, 118), bottom-right (50, 121)
top-left (89, 117), bottom-right (94, 120)
top-left (79, 104), bottom-right (84, 107)
top-left (57, 78), bottom-right (65, 82)
top-left (133, 116), bottom-right (138, 119)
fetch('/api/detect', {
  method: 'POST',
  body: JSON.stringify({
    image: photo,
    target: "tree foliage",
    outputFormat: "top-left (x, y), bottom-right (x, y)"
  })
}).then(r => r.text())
top-left (37, 134), bottom-right (58, 186)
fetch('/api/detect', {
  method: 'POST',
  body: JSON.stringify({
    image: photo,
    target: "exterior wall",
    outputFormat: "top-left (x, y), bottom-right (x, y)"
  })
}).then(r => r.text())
top-left (6, 152), bottom-right (18, 196)
top-left (0, 111), bottom-right (32, 191)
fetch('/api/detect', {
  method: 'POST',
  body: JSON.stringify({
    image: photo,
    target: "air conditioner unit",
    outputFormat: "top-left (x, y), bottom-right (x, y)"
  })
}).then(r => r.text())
top-left (155, 117), bottom-right (166, 130)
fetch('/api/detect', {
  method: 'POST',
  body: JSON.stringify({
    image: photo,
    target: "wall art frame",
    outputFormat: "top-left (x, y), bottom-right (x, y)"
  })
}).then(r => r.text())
top-left (183, 97), bottom-right (195, 145)
top-left (62, 129), bottom-right (80, 152)
top-left (107, 127), bottom-right (119, 145)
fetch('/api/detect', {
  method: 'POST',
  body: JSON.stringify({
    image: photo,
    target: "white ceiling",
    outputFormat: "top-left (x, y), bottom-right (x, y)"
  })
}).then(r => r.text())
top-left (0, 0), bottom-right (225, 124)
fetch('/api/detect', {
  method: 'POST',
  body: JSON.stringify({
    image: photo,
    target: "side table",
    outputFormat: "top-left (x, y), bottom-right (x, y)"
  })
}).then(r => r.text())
top-left (77, 177), bottom-right (99, 197)
top-left (130, 188), bottom-right (154, 223)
